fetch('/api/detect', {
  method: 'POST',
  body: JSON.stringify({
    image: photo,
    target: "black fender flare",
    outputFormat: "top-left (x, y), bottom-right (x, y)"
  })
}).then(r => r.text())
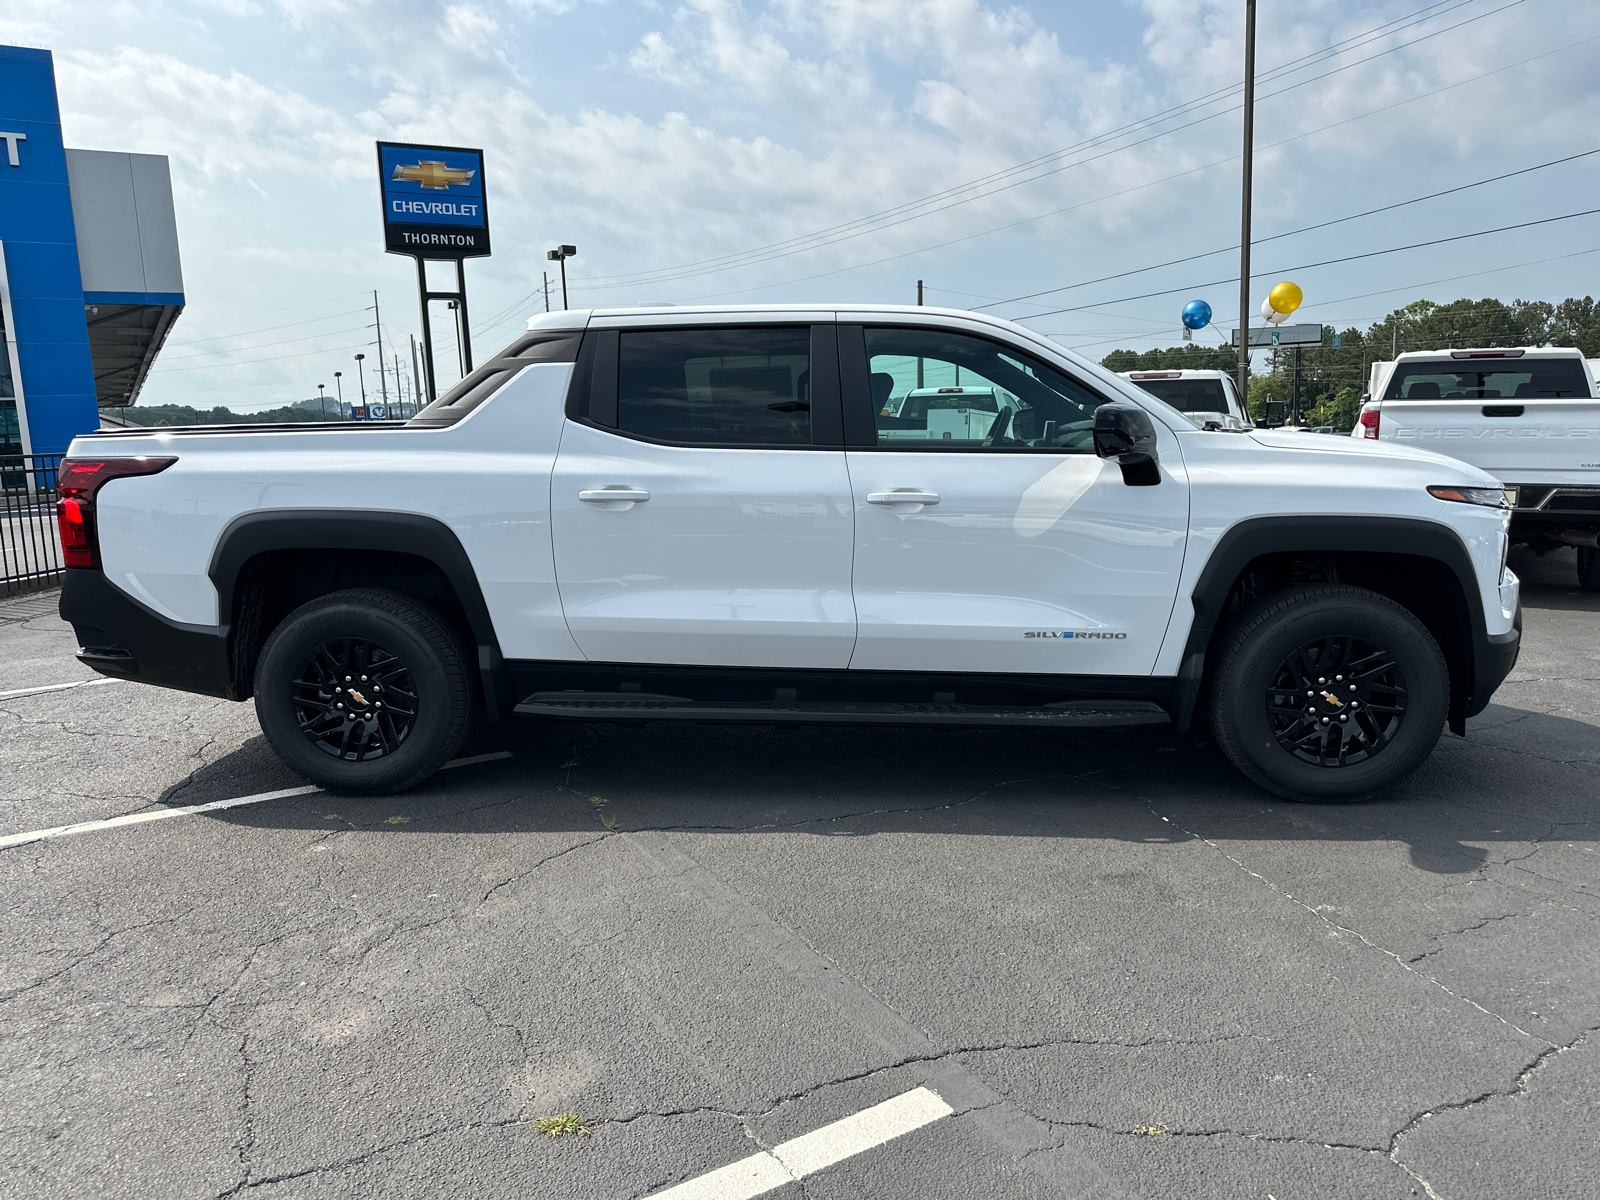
top-left (209, 510), bottom-right (511, 720)
top-left (1172, 515), bottom-right (1495, 737)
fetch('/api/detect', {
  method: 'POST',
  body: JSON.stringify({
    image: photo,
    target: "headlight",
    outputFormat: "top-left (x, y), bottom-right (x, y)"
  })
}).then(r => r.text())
top-left (1428, 485), bottom-right (1515, 509)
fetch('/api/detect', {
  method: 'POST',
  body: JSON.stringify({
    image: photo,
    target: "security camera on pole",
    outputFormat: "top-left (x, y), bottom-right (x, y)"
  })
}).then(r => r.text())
top-left (376, 140), bottom-right (491, 405)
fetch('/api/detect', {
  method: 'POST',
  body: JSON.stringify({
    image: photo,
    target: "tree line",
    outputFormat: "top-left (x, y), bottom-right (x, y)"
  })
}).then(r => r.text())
top-left (1100, 295), bottom-right (1600, 430)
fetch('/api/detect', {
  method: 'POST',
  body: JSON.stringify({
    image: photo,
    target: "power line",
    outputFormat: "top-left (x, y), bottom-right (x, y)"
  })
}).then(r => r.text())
top-left (569, 28), bottom-right (1597, 315)
top-left (164, 305), bottom-right (370, 349)
top-left (159, 324), bottom-right (375, 361)
top-left (979, 147), bottom-right (1600, 312)
top-left (568, 0), bottom-right (1482, 290)
top-left (1012, 206), bottom-right (1600, 322)
top-left (150, 339), bottom-right (375, 373)
top-left (562, 0), bottom-right (1523, 294)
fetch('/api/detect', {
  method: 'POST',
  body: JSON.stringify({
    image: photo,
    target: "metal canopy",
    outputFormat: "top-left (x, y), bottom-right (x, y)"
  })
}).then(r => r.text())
top-left (83, 300), bottom-right (183, 407)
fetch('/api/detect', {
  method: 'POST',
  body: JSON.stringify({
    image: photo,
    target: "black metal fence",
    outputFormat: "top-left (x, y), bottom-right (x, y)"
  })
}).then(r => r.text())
top-left (2, 454), bottom-right (64, 597)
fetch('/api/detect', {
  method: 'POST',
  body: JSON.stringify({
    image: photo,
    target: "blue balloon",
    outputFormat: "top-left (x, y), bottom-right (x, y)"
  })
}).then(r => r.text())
top-left (1182, 299), bottom-right (1212, 330)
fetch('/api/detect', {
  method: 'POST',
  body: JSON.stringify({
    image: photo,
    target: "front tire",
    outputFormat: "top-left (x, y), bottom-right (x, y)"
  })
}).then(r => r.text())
top-left (254, 588), bottom-right (471, 794)
top-left (1210, 585), bottom-right (1447, 803)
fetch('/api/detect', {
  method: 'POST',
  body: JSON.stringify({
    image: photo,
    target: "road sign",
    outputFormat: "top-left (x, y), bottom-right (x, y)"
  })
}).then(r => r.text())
top-left (1332, 334), bottom-right (1342, 348)
top-left (377, 141), bottom-right (490, 258)
top-left (1230, 323), bottom-right (1322, 348)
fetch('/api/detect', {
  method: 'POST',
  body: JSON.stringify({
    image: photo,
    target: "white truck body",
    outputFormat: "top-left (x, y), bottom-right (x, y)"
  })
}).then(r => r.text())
top-left (57, 303), bottom-right (1523, 799)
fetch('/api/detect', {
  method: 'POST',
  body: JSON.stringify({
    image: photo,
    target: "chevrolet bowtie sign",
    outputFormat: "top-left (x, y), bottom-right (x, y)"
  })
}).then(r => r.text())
top-left (377, 141), bottom-right (490, 258)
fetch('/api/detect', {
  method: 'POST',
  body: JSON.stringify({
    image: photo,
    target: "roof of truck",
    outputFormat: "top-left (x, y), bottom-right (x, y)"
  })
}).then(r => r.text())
top-left (1390, 346), bottom-right (1585, 362)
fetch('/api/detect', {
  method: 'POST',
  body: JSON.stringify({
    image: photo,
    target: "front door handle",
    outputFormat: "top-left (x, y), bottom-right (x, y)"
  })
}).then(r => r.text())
top-left (867, 489), bottom-right (940, 507)
top-left (579, 486), bottom-right (651, 505)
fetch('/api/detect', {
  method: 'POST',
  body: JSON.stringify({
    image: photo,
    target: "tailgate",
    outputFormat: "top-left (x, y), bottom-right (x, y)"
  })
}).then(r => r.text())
top-left (1380, 398), bottom-right (1600, 481)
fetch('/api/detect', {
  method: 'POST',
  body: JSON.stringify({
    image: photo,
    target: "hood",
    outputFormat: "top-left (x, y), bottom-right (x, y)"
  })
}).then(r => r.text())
top-left (1245, 429), bottom-right (1501, 483)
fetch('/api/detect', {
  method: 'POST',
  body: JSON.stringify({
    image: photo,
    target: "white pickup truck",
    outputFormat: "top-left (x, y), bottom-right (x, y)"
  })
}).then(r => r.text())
top-left (1353, 346), bottom-right (1600, 589)
top-left (1119, 368), bottom-right (1253, 430)
top-left (57, 304), bottom-right (1520, 802)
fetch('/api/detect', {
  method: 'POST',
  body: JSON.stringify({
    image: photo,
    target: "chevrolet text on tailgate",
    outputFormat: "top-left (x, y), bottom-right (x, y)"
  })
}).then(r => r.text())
top-left (1354, 345), bottom-right (1600, 590)
top-left (58, 305), bottom-right (1522, 801)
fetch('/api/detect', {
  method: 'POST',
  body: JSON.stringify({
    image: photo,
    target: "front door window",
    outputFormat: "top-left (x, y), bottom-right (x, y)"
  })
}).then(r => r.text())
top-left (867, 327), bottom-right (1103, 451)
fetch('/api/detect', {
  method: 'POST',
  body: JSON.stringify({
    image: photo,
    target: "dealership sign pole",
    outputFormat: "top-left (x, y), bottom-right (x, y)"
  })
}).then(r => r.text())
top-left (377, 141), bottom-right (490, 403)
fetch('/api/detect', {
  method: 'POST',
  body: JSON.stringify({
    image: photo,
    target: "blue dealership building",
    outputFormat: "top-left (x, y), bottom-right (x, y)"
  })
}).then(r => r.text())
top-left (1, 44), bottom-right (184, 458)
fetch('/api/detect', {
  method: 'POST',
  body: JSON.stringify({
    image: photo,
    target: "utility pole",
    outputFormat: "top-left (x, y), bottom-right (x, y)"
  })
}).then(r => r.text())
top-left (917, 280), bottom-right (924, 306)
top-left (543, 271), bottom-right (551, 313)
top-left (372, 290), bottom-right (389, 408)
top-left (1236, 0), bottom-right (1257, 403)
top-left (410, 335), bottom-right (423, 411)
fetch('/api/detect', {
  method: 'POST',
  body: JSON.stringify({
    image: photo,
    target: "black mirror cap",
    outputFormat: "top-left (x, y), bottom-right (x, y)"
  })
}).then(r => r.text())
top-left (1093, 403), bottom-right (1161, 486)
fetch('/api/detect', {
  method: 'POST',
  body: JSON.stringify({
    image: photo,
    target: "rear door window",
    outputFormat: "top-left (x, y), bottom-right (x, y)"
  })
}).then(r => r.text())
top-left (616, 327), bottom-right (812, 446)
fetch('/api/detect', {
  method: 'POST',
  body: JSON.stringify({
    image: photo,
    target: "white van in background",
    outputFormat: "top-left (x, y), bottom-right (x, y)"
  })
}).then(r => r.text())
top-left (1118, 369), bottom-right (1252, 430)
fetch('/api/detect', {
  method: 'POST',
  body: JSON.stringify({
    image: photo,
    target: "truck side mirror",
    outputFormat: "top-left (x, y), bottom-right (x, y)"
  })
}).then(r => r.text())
top-left (1093, 404), bottom-right (1161, 486)
top-left (1263, 400), bottom-right (1287, 427)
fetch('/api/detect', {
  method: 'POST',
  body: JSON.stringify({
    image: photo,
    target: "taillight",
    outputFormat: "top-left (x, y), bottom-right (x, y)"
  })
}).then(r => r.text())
top-left (1359, 408), bottom-right (1380, 439)
top-left (55, 457), bottom-right (177, 568)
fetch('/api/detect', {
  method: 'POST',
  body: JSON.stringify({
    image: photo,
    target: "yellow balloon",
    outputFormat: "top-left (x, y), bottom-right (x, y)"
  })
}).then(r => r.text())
top-left (1268, 281), bottom-right (1303, 315)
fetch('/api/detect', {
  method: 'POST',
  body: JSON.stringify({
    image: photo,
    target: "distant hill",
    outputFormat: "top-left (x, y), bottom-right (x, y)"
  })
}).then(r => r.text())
top-left (113, 398), bottom-right (352, 427)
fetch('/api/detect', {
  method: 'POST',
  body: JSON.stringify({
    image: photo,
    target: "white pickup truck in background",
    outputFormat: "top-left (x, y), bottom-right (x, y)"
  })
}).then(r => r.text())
top-left (1353, 346), bottom-right (1600, 590)
top-left (1119, 368), bottom-right (1253, 430)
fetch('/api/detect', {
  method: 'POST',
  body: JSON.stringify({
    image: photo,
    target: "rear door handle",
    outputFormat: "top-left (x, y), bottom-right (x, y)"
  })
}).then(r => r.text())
top-left (867, 489), bottom-right (940, 507)
top-left (579, 486), bottom-right (651, 504)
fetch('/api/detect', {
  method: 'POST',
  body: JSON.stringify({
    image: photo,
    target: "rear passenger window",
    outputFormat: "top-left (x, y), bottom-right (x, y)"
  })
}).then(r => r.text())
top-left (617, 328), bottom-right (811, 446)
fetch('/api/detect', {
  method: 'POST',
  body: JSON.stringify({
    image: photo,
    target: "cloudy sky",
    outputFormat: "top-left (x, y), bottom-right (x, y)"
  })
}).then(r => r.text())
top-left (6, 0), bottom-right (1600, 410)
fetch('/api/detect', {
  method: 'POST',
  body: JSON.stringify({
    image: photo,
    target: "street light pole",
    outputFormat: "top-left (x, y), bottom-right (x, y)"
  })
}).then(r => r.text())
top-left (333, 370), bottom-right (344, 418)
top-left (355, 353), bottom-right (368, 414)
top-left (547, 245), bottom-right (576, 309)
top-left (1236, 0), bottom-right (1257, 404)
top-left (317, 383), bottom-right (327, 419)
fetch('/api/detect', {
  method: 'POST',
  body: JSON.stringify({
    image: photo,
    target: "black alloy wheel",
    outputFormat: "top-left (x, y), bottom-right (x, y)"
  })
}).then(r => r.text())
top-left (1265, 635), bottom-right (1407, 768)
top-left (293, 637), bottom-right (419, 761)
top-left (1210, 585), bottom-right (1447, 803)
top-left (255, 588), bottom-right (471, 794)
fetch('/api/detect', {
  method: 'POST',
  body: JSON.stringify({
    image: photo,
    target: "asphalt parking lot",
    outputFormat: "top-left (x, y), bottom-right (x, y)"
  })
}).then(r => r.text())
top-left (2, 549), bottom-right (1596, 1200)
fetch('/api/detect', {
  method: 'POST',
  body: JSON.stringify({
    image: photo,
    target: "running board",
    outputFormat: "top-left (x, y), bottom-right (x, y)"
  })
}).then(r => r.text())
top-left (513, 694), bottom-right (1171, 729)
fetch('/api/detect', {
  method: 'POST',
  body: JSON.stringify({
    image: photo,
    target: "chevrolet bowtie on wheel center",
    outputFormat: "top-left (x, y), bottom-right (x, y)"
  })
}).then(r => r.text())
top-left (56, 304), bottom-right (1520, 801)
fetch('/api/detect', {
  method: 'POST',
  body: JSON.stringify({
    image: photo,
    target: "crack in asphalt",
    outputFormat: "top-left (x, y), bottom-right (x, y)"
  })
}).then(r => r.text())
top-left (1404, 912), bottom-right (1535, 963)
top-left (1385, 1025), bottom-right (1600, 1200)
top-left (1134, 797), bottom-right (1551, 1045)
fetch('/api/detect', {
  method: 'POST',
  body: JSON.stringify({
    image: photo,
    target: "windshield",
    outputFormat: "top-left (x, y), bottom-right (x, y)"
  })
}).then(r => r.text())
top-left (1383, 359), bottom-right (1590, 400)
top-left (1130, 378), bottom-right (1232, 413)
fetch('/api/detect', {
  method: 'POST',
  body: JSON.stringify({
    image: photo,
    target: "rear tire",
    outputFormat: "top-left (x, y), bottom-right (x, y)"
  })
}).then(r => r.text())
top-left (1578, 546), bottom-right (1600, 592)
top-left (1210, 585), bottom-right (1447, 803)
top-left (254, 588), bottom-right (471, 794)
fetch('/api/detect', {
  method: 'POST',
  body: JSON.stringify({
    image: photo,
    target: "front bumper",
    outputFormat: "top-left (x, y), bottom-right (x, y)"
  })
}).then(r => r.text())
top-left (59, 568), bottom-right (238, 700)
top-left (1466, 603), bottom-right (1521, 720)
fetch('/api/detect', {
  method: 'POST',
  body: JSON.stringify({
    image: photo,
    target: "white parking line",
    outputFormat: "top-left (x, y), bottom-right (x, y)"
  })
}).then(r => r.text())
top-left (0, 751), bottom-right (514, 851)
top-left (647, 1087), bottom-right (953, 1200)
top-left (0, 786), bottom-right (321, 850)
top-left (0, 677), bottom-right (124, 700)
